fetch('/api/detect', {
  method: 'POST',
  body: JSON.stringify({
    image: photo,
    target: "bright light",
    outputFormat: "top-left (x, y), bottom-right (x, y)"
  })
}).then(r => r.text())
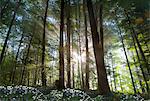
top-left (72, 51), bottom-right (85, 63)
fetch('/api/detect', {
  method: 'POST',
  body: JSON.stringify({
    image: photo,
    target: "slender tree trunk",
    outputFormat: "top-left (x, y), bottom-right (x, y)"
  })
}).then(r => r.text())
top-left (141, 33), bottom-right (150, 54)
top-left (110, 74), bottom-right (113, 91)
top-left (11, 33), bottom-right (24, 84)
top-left (111, 56), bottom-right (117, 91)
top-left (116, 21), bottom-right (136, 93)
top-left (79, 34), bottom-right (84, 89)
top-left (72, 64), bottom-right (75, 88)
top-left (118, 74), bottom-right (123, 92)
top-left (124, 10), bottom-right (150, 75)
top-left (41, 0), bottom-right (49, 86)
top-left (78, 2), bottom-right (84, 88)
top-left (59, 0), bottom-right (65, 89)
top-left (99, 1), bottom-right (103, 49)
top-left (86, 0), bottom-right (110, 94)
top-left (130, 34), bottom-right (149, 92)
top-left (83, 0), bottom-right (89, 90)
top-left (66, 0), bottom-right (71, 88)
top-left (0, 0), bottom-right (21, 64)
top-left (71, 31), bottom-right (75, 88)
top-left (27, 71), bottom-right (30, 86)
top-left (132, 52), bottom-right (145, 93)
top-left (33, 48), bottom-right (39, 86)
top-left (20, 35), bottom-right (33, 84)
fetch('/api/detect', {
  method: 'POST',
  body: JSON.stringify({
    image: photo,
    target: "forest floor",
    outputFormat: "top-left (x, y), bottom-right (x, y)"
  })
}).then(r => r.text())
top-left (0, 86), bottom-right (149, 101)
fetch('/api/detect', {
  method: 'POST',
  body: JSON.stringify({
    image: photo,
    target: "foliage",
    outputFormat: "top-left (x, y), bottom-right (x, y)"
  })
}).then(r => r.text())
top-left (0, 86), bottom-right (47, 100)
top-left (0, 86), bottom-right (146, 101)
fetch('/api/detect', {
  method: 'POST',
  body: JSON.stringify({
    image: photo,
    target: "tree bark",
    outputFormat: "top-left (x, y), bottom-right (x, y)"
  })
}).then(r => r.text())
top-left (66, 0), bottom-right (71, 88)
top-left (99, 1), bottom-right (103, 49)
top-left (83, 0), bottom-right (89, 90)
top-left (71, 28), bottom-right (75, 88)
top-left (59, 0), bottom-right (65, 89)
top-left (86, 0), bottom-right (110, 94)
top-left (41, 0), bottom-right (49, 87)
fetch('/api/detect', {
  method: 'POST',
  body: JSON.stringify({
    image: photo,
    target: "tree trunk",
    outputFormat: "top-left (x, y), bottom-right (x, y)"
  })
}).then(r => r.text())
top-left (131, 33), bottom-right (149, 92)
top-left (11, 33), bottom-right (24, 84)
top-left (86, 0), bottom-right (110, 94)
top-left (99, 1), bottom-right (103, 49)
top-left (111, 56), bottom-right (117, 91)
top-left (59, 0), bottom-right (65, 89)
top-left (79, 34), bottom-right (84, 89)
top-left (83, 0), bottom-right (89, 90)
top-left (116, 20), bottom-right (136, 93)
top-left (20, 35), bottom-right (33, 85)
top-left (66, 0), bottom-right (71, 88)
top-left (118, 74), bottom-right (123, 92)
top-left (124, 10), bottom-right (150, 76)
top-left (132, 52), bottom-right (145, 93)
top-left (33, 48), bottom-right (39, 86)
top-left (27, 71), bottom-right (30, 86)
top-left (41, 0), bottom-right (49, 87)
top-left (0, 0), bottom-right (21, 64)
top-left (71, 31), bottom-right (75, 88)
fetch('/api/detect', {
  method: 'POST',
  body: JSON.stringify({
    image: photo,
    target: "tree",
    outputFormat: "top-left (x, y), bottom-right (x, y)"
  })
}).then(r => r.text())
top-left (59, 0), bottom-right (65, 89)
top-left (83, 0), bottom-right (89, 90)
top-left (115, 17), bottom-right (136, 93)
top-left (86, 0), bottom-right (110, 94)
top-left (41, 0), bottom-right (49, 86)
top-left (0, 0), bottom-right (21, 64)
top-left (66, 0), bottom-right (71, 88)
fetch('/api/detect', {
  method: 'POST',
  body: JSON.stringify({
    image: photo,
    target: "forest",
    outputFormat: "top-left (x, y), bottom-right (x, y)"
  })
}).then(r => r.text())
top-left (0, 0), bottom-right (149, 100)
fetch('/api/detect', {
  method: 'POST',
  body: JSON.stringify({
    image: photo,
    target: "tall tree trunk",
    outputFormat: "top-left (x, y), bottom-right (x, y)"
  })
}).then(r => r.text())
top-left (0, 0), bottom-right (21, 64)
top-left (79, 34), bottom-right (84, 89)
top-left (66, 0), bottom-right (71, 88)
top-left (132, 52), bottom-right (145, 93)
top-left (33, 48), bottom-right (39, 86)
top-left (59, 0), bottom-right (65, 89)
top-left (20, 35), bottom-right (33, 84)
top-left (83, 0), bottom-right (89, 90)
top-left (41, 0), bottom-right (49, 86)
top-left (130, 33), bottom-right (149, 92)
top-left (111, 56), bottom-right (117, 91)
top-left (99, 1), bottom-right (103, 49)
top-left (116, 20), bottom-right (136, 93)
top-left (118, 74), bottom-right (123, 92)
top-left (86, 0), bottom-right (110, 94)
top-left (11, 33), bottom-right (24, 84)
top-left (141, 33), bottom-right (150, 54)
top-left (78, 2), bottom-right (84, 88)
top-left (71, 31), bottom-right (75, 88)
top-left (124, 10), bottom-right (150, 75)
top-left (27, 71), bottom-right (30, 86)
